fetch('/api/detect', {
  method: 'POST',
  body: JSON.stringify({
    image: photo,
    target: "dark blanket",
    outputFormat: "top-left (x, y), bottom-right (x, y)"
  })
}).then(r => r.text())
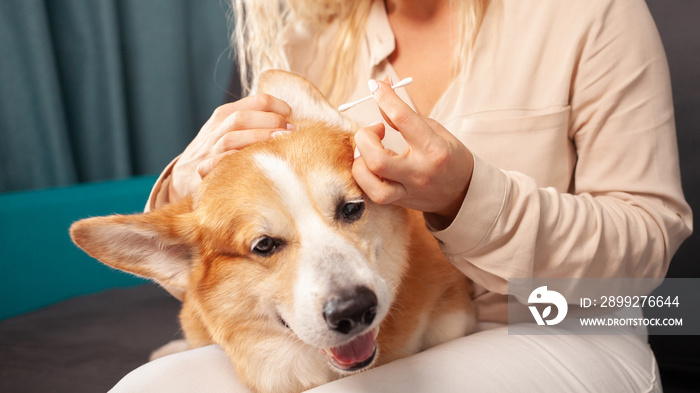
top-left (0, 285), bottom-right (181, 393)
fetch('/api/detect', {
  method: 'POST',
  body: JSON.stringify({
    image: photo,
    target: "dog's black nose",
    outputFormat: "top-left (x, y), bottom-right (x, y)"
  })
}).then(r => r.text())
top-left (323, 286), bottom-right (378, 334)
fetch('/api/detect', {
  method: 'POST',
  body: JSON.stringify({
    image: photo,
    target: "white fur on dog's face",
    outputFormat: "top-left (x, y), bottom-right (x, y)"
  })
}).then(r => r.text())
top-left (184, 124), bottom-right (408, 369)
top-left (253, 152), bottom-right (391, 348)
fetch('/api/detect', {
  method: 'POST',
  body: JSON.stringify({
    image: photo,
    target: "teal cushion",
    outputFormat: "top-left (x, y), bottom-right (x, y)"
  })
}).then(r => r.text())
top-left (0, 176), bottom-right (158, 319)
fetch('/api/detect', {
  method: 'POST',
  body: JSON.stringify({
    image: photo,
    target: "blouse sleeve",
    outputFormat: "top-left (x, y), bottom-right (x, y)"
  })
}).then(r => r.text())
top-left (427, 0), bottom-right (692, 294)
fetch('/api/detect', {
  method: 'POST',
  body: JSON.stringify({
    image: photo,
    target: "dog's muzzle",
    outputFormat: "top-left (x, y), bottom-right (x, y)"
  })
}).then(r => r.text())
top-left (322, 286), bottom-right (377, 335)
top-left (320, 286), bottom-right (379, 371)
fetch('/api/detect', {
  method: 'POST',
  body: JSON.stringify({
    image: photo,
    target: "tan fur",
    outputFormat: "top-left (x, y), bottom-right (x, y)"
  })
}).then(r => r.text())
top-left (376, 209), bottom-right (476, 364)
top-left (70, 70), bottom-right (476, 393)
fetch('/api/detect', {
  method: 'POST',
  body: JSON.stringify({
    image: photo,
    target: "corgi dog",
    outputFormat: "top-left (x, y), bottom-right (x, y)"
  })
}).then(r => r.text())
top-left (70, 70), bottom-right (476, 393)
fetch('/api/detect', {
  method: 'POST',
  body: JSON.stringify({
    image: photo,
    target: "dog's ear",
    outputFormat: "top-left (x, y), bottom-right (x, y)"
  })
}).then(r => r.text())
top-left (70, 199), bottom-right (195, 296)
top-left (257, 69), bottom-right (356, 131)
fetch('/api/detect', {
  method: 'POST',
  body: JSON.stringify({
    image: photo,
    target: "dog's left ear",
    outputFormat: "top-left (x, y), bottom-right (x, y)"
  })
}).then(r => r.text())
top-left (257, 70), bottom-right (356, 132)
top-left (69, 199), bottom-right (195, 298)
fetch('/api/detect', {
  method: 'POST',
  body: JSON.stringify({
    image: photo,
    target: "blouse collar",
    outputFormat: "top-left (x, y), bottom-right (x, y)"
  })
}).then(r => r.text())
top-left (366, 0), bottom-right (396, 68)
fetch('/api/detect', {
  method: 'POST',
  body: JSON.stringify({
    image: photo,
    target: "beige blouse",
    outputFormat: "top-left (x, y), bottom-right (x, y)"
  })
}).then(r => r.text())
top-left (149, 0), bottom-right (692, 323)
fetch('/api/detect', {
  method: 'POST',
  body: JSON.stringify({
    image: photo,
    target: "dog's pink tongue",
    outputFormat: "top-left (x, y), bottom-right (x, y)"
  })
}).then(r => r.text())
top-left (330, 331), bottom-right (376, 365)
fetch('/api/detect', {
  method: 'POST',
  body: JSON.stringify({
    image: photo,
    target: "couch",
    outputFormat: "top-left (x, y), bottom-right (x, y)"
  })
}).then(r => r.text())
top-left (0, 177), bottom-right (183, 392)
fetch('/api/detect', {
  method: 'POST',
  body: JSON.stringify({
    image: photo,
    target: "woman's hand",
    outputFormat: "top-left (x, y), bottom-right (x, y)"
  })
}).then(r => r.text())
top-left (352, 79), bottom-right (474, 228)
top-left (168, 94), bottom-right (293, 203)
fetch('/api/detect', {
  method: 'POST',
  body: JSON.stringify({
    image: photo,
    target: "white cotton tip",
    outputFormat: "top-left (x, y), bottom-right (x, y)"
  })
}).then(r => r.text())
top-left (337, 77), bottom-right (413, 112)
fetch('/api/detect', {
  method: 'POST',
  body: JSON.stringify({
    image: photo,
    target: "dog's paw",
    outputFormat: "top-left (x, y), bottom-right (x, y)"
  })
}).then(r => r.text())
top-left (149, 339), bottom-right (190, 361)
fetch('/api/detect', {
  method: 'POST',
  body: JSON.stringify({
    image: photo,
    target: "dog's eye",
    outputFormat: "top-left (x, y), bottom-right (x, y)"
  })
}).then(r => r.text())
top-left (252, 236), bottom-right (280, 256)
top-left (340, 200), bottom-right (365, 222)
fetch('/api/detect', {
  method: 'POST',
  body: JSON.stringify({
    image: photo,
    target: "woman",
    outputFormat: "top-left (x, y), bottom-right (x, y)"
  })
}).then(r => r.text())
top-left (121, 0), bottom-right (692, 391)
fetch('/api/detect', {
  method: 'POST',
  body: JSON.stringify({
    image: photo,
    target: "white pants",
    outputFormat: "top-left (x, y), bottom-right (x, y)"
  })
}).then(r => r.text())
top-left (110, 322), bottom-right (661, 393)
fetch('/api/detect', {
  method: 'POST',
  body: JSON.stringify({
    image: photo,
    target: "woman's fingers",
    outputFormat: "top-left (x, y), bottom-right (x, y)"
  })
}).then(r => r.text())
top-left (212, 94), bottom-right (292, 122)
top-left (352, 155), bottom-right (406, 205)
top-left (168, 94), bottom-right (295, 203)
top-left (197, 151), bottom-right (235, 179)
top-left (353, 79), bottom-right (475, 221)
top-left (211, 128), bottom-right (285, 155)
top-left (207, 94), bottom-right (292, 143)
top-left (214, 110), bottom-right (289, 140)
top-left (368, 79), bottom-right (432, 150)
top-left (203, 127), bottom-right (292, 177)
top-left (354, 122), bottom-right (406, 181)
top-left (204, 94), bottom-right (295, 166)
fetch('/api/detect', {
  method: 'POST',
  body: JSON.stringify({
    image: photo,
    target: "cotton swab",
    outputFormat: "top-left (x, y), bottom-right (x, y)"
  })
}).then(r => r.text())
top-left (337, 77), bottom-right (413, 112)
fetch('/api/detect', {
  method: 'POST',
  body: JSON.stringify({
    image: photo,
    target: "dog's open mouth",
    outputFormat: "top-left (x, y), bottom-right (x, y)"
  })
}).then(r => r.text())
top-left (322, 330), bottom-right (377, 372)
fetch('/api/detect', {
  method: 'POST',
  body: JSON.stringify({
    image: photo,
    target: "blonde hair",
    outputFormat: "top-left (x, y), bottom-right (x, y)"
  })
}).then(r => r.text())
top-left (231, 0), bottom-right (489, 105)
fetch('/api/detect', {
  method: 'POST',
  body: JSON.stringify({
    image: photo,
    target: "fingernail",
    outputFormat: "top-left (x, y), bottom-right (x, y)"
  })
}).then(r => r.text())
top-left (368, 121), bottom-right (382, 126)
top-left (354, 147), bottom-right (361, 159)
top-left (271, 130), bottom-right (290, 139)
top-left (368, 79), bottom-right (379, 94)
top-left (286, 123), bottom-right (296, 131)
